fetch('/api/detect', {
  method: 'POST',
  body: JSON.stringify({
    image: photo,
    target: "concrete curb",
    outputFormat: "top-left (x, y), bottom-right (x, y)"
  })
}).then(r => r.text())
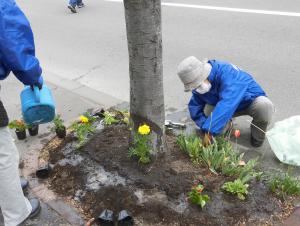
top-left (43, 69), bottom-right (124, 108)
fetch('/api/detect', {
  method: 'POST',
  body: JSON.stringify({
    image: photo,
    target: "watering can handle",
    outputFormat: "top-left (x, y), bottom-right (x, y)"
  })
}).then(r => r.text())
top-left (33, 86), bottom-right (40, 103)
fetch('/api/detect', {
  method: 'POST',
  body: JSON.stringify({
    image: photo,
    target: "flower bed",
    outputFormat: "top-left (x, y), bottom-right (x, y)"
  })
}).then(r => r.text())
top-left (39, 110), bottom-right (299, 225)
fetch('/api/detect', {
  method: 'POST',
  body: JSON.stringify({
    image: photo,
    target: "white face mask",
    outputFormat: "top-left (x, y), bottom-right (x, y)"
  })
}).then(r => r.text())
top-left (195, 81), bottom-right (211, 94)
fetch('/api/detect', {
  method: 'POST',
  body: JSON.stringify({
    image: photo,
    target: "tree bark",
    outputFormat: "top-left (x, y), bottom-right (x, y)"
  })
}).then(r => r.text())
top-left (123, 0), bottom-right (165, 154)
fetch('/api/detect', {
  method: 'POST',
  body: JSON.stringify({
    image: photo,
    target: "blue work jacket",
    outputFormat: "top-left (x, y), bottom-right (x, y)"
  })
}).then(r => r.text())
top-left (188, 60), bottom-right (266, 135)
top-left (0, 0), bottom-right (41, 85)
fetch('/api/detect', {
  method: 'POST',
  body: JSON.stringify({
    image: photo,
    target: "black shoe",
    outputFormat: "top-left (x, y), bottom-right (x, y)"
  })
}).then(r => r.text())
top-left (118, 210), bottom-right (134, 226)
top-left (20, 177), bottom-right (29, 190)
top-left (251, 136), bottom-right (264, 147)
top-left (28, 198), bottom-right (41, 218)
top-left (98, 209), bottom-right (114, 226)
top-left (68, 5), bottom-right (77, 13)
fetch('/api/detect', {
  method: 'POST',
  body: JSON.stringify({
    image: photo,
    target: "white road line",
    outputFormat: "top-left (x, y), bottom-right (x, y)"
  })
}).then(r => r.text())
top-left (105, 0), bottom-right (300, 17)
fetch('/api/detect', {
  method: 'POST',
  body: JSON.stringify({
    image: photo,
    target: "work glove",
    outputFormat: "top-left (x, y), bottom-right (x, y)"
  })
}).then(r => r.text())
top-left (202, 133), bottom-right (213, 147)
top-left (30, 76), bottom-right (43, 90)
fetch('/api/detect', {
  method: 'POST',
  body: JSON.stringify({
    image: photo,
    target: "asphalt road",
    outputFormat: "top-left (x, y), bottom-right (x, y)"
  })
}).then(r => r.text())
top-left (17, 0), bottom-right (300, 121)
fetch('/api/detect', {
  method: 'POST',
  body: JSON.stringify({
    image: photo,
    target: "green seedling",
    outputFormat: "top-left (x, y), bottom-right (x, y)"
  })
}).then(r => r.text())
top-left (103, 111), bottom-right (119, 125)
top-left (51, 114), bottom-right (65, 132)
top-left (187, 184), bottom-right (210, 208)
top-left (8, 119), bottom-right (28, 131)
top-left (176, 134), bottom-right (202, 164)
top-left (222, 179), bottom-right (249, 200)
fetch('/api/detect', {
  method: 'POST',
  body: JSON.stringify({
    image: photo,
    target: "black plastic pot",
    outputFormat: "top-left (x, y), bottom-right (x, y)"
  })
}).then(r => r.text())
top-left (118, 210), bottom-right (134, 226)
top-left (97, 209), bottom-right (114, 226)
top-left (28, 125), bottom-right (39, 136)
top-left (56, 126), bottom-right (66, 138)
top-left (15, 129), bottom-right (26, 140)
top-left (36, 163), bottom-right (52, 179)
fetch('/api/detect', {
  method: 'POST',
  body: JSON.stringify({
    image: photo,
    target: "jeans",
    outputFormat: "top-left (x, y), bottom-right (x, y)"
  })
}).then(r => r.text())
top-left (204, 96), bottom-right (275, 142)
top-left (69, 0), bottom-right (83, 7)
top-left (0, 127), bottom-right (32, 226)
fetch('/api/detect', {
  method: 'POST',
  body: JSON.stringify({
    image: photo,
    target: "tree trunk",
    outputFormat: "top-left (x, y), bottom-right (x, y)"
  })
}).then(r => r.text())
top-left (123, 0), bottom-right (165, 154)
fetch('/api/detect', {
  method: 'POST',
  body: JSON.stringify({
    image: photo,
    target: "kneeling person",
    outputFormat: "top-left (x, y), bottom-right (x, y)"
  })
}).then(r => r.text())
top-left (177, 56), bottom-right (274, 147)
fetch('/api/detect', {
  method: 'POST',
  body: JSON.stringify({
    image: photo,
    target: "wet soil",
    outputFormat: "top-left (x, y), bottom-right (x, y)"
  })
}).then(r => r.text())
top-left (45, 124), bottom-right (286, 226)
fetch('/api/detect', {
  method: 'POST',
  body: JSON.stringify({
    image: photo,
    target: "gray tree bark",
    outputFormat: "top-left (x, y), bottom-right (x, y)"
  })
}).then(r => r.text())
top-left (123, 0), bottom-right (166, 154)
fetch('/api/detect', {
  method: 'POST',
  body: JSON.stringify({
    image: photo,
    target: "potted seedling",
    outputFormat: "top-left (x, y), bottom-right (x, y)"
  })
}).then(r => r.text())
top-left (28, 124), bottom-right (39, 136)
top-left (52, 115), bottom-right (66, 138)
top-left (8, 119), bottom-right (28, 140)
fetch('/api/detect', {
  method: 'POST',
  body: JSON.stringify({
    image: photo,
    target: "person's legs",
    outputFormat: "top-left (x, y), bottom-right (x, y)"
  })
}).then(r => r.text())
top-left (244, 96), bottom-right (275, 146)
top-left (0, 127), bottom-right (32, 226)
top-left (77, 0), bottom-right (85, 8)
top-left (202, 97), bottom-right (274, 145)
top-left (68, 0), bottom-right (77, 13)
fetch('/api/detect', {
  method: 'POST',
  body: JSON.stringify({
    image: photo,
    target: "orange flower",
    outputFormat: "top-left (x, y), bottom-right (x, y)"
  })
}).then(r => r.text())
top-left (195, 184), bottom-right (204, 193)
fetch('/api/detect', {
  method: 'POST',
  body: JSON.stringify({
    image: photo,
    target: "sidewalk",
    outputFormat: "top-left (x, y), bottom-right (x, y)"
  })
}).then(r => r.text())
top-left (0, 75), bottom-right (123, 226)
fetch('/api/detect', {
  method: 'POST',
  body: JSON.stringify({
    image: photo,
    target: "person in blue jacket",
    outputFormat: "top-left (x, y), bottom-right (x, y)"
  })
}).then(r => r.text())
top-left (177, 56), bottom-right (274, 147)
top-left (0, 0), bottom-right (42, 225)
top-left (68, 0), bottom-right (85, 13)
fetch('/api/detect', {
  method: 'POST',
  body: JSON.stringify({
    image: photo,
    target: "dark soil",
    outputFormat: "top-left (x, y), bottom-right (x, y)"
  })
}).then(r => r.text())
top-left (45, 124), bottom-right (285, 226)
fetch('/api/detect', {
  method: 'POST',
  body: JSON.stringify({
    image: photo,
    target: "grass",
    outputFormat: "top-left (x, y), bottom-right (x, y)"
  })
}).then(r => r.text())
top-left (269, 173), bottom-right (300, 200)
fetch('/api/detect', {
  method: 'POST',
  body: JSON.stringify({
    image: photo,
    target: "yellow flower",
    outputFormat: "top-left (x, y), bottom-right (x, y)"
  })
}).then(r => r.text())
top-left (138, 124), bottom-right (150, 135)
top-left (79, 115), bottom-right (89, 123)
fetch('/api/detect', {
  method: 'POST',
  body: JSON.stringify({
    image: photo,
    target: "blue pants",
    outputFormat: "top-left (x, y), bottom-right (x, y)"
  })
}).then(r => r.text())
top-left (69, 0), bottom-right (82, 7)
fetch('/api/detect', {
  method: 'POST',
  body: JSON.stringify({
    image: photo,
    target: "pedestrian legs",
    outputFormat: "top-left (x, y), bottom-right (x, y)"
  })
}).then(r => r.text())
top-left (0, 127), bottom-right (32, 226)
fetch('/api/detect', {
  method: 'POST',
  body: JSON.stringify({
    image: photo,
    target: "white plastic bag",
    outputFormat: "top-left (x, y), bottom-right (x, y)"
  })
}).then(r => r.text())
top-left (266, 115), bottom-right (300, 166)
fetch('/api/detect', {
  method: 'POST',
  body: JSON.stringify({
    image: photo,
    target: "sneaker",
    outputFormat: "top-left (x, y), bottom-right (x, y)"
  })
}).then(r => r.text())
top-left (68, 5), bottom-right (77, 13)
top-left (19, 198), bottom-right (41, 225)
top-left (20, 177), bottom-right (29, 190)
top-left (28, 198), bottom-right (41, 218)
top-left (77, 3), bottom-right (85, 8)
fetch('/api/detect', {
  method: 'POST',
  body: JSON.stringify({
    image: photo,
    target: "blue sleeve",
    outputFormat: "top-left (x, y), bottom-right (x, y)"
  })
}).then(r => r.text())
top-left (188, 92), bottom-right (207, 129)
top-left (0, 0), bottom-right (42, 85)
top-left (201, 74), bottom-right (248, 135)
